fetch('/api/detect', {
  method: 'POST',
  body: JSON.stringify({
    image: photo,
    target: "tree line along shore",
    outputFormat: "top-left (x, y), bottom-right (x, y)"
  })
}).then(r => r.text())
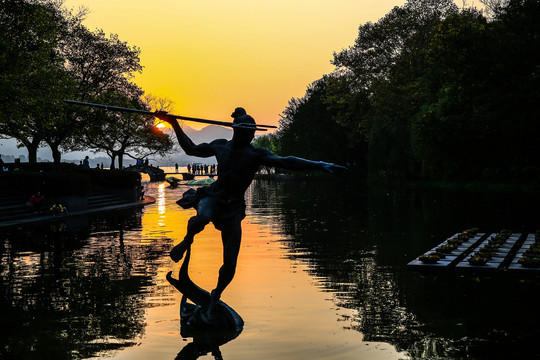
top-left (253, 0), bottom-right (540, 187)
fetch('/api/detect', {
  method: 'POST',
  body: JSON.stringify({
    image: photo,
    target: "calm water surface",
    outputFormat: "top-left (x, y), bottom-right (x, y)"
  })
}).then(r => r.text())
top-left (2, 173), bottom-right (540, 359)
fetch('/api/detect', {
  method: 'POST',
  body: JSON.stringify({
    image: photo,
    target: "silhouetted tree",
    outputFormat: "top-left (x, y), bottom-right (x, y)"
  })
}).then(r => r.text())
top-left (0, 0), bottom-right (74, 162)
top-left (276, 77), bottom-right (351, 167)
top-left (0, 0), bottom-right (146, 164)
top-left (67, 89), bottom-right (173, 169)
top-left (274, 0), bottom-right (540, 183)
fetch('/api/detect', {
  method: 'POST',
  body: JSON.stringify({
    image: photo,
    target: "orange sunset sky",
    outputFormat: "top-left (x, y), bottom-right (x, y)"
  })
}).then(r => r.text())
top-left (61, 0), bottom-right (410, 129)
top-left (62, 0), bottom-right (481, 130)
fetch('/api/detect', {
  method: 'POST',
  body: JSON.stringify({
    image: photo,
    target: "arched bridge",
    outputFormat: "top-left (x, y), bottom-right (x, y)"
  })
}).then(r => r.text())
top-left (124, 164), bottom-right (166, 182)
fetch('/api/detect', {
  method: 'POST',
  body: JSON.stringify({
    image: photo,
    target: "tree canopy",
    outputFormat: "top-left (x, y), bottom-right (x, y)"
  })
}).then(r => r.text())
top-left (272, 0), bottom-right (540, 183)
top-left (0, 0), bottom-right (171, 166)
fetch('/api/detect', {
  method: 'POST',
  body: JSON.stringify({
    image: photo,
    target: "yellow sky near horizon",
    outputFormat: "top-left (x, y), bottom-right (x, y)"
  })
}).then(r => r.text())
top-left (63, 0), bottom-right (409, 129)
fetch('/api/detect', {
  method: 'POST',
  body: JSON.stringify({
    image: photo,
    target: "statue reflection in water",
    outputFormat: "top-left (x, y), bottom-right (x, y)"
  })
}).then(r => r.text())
top-left (172, 248), bottom-right (242, 360)
top-left (157, 108), bottom-right (345, 336)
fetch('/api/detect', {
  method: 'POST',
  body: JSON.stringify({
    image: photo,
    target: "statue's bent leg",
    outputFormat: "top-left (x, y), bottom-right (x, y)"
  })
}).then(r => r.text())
top-left (207, 218), bottom-right (242, 318)
top-left (170, 196), bottom-right (215, 262)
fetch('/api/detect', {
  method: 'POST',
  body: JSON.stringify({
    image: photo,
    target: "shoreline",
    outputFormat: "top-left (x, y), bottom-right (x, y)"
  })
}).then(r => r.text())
top-left (0, 195), bottom-right (156, 229)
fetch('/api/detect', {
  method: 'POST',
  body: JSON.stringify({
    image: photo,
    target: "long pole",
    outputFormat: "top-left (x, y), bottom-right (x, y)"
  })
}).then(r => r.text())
top-left (63, 99), bottom-right (276, 131)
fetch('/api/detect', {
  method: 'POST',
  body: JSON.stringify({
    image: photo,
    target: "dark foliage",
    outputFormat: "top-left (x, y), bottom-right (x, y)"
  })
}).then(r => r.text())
top-left (273, 0), bottom-right (540, 184)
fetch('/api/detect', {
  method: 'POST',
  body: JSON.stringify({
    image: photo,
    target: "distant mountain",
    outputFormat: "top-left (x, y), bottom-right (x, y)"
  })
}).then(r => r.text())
top-left (182, 124), bottom-right (233, 143)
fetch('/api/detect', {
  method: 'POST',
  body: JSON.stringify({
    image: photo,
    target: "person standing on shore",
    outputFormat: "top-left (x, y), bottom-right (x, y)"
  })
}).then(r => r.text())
top-left (28, 192), bottom-right (44, 213)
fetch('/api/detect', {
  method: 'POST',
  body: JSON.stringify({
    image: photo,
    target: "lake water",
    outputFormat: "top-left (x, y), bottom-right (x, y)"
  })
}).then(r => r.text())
top-left (2, 173), bottom-right (540, 359)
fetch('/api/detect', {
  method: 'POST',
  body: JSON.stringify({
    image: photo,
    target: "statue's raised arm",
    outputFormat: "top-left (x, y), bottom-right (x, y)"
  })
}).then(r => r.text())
top-left (155, 111), bottom-right (216, 158)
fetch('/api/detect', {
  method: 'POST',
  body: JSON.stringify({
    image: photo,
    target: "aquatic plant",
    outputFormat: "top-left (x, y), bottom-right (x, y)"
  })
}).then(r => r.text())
top-left (518, 256), bottom-right (540, 268)
top-left (448, 237), bottom-right (464, 246)
top-left (419, 253), bottom-right (440, 264)
top-left (433, 251), bottom-right (446, 259)
top-left (519, 242), bottom-right (540, 268)
top-left (468, 253), bottom-right (489, 266)
top-left (436, 244), bottom-right (456, 254)
top-left (468, 230), bottom-right (512, 266)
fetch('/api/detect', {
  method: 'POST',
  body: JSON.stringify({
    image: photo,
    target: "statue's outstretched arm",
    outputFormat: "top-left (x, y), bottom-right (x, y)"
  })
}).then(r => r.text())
top-left (260, 151), bottom-right (346, 174)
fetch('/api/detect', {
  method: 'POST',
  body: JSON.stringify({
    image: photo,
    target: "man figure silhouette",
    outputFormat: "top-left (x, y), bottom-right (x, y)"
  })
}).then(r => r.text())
top-left (157, 107), bottom-right (344, 319)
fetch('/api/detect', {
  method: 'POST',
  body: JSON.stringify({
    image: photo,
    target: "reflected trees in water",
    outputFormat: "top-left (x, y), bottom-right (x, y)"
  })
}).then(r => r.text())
top-left (250, 180), bottom-right (420, 344)
top-left (0, 212), bottom-right (165, 359)
top-left (249, 179), bottom-right (540, 359)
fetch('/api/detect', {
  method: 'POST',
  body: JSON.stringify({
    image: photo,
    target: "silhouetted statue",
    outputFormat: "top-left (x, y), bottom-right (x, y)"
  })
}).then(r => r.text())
top-left (158, 108), bottom-right (345, 327)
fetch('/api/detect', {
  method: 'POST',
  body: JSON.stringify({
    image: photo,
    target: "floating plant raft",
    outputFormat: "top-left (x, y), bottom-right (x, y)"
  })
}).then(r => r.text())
top-left (408, 229), bottom-right (540, 274)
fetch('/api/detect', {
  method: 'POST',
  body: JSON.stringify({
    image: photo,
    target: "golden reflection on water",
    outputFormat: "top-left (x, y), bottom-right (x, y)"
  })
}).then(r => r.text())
top-left (109, 180), bottom-right (406, 360)
top-left (157, 183), bottom-right (166, 225)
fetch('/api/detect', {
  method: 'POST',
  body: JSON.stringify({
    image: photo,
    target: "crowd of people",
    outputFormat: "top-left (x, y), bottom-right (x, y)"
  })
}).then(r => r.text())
top-left (186, 163), bottom-right (216, 175)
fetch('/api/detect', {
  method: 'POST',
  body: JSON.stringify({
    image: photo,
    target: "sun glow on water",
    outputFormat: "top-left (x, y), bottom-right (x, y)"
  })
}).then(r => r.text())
top-left (157, 183), bottom-right (166, 227)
